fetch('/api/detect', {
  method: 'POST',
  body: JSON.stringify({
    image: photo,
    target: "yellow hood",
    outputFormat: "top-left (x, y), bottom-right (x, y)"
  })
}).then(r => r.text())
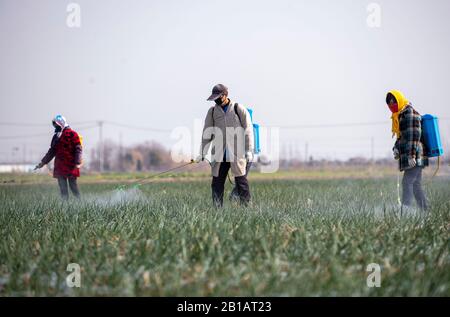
top-left (388, 90), bottom-right (409, 138)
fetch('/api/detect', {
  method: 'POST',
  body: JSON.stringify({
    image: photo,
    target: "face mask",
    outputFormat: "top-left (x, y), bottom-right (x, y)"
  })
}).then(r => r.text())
top-left (388, 103), bottom-right (399, 113)
top-left (215, 97), bottom-right (224, 106)
top-left (53, 121), bottom-right (62, 132)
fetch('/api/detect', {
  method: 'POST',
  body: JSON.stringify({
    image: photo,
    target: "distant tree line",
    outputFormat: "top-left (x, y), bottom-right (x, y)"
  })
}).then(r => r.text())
top-left (88, 140), bottom-right (177, 172)
top-left (84, 139), bottom-right (446, 173)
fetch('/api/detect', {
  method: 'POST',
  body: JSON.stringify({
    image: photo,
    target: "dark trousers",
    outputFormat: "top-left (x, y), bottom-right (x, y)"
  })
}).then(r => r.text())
top-left (57, 177), bottom-right (80, 200)
top-left (402, 166), bottom-right (428, 210)
top-left (230, 162), bottom-right (252, 201)
top-left (211, 162), bottom-right (251, 207)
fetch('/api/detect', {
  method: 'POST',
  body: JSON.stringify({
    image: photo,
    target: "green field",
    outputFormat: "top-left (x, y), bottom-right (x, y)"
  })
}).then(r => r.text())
top-left (0, 174), bottom-right (449, 296)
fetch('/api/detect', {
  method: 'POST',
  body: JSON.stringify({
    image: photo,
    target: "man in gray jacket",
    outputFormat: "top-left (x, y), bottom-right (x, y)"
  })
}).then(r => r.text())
top-left (198, 84), bottom-right (254, 207)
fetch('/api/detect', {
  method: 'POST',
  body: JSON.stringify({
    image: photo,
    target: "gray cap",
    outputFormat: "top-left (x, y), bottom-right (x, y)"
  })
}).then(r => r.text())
top-left (207, 84), bottom-right (228, 101)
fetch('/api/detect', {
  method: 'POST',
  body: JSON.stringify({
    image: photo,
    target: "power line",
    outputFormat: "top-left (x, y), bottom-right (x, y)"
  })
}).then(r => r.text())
top-left (271, 118), bottom-right (450, 129)
top-left (0, 132), bottom-right (50, 140)
top-left (0, 125), bottom-right (98, 140)
top-left (77, 125), bottom-right (100, 131)
top-left (0, 121), bottom-right (168, 140)
top-left (270, 121), bottom-right (390, 129)
top-left (0, 122), bottom-right (49, 127)
top-left (103, 121), bottom-right (172, 132)
top-left (0, 116), bottom-right (447, 129)
top-left (0, 117), bottom-right (448, 140)
top-left (0, 121), bottom-right (97, 127)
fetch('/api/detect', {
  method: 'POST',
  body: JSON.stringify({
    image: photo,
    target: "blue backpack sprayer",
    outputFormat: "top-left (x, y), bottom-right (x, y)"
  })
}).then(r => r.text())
top-left (246, 108), bottom-right (261, 156)
top-left (227, 106), bottom-right (260, 199)
top-left (422, 114), bottom-right (444, 177)
top-left (422, 115), bottom-right (444, 157)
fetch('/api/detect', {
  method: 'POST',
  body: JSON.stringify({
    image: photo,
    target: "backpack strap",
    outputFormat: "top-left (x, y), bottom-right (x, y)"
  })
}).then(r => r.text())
top-left (211, 103), bottom-right (244, 127)
top-left (234, 103), bottom-right (243, 127)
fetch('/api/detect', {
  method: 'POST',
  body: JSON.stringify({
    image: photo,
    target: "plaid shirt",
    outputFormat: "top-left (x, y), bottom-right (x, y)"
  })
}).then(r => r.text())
top-left (394, 104), bottom-right (429, 171)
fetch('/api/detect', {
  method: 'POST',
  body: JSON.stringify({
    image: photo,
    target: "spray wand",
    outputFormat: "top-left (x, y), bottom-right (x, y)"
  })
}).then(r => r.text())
top-left (115, 159), bottom-right (208, 191)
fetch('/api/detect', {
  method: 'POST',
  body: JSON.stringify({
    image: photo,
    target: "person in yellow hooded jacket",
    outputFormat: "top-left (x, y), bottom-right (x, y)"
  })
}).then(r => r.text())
top-left (386, 90), bottom-right (429, 211)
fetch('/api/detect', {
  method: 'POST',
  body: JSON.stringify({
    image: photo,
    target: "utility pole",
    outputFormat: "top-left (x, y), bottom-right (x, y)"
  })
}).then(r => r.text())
top-left (98, 120), bottom-right (104, 172)
top-left (284, 142), bottom-right (288, 162)
top-left (12, 147), bottom-right (19, 164)
top-left (371, 137), bottom-right (375, 163)
top-left (23, 144), bottom-right (26, 164)
top-left (289, 142), bottom-right (293, 164)
top-left (305, 142), bottom-right (309, 163)
top-left (119, 132), bottom-right (123, 172)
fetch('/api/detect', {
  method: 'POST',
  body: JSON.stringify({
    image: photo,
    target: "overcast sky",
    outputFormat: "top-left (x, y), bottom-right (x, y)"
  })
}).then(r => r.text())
top-left (1, 0), bottom-right (449, 162)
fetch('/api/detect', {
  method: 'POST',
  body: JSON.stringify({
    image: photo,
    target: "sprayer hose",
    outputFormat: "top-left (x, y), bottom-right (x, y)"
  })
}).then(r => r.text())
top-left (432, 156), bottom-right (441, 179)
top-left (135, 160), bottom-right (196, 186)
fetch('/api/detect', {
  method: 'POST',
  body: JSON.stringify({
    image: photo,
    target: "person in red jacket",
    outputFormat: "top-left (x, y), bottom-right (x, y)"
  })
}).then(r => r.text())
top-left (35, 115), bottom-right (83, 199)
